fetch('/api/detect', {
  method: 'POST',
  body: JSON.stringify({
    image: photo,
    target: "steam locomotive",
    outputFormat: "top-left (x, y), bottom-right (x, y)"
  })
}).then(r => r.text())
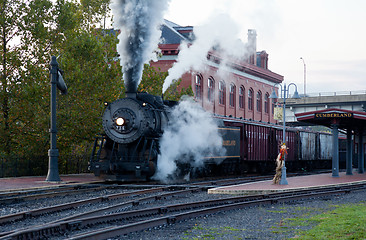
top-left (89, 92), bottom-right (334, 181)
top-left (89, 92), bottom-right (171, 180)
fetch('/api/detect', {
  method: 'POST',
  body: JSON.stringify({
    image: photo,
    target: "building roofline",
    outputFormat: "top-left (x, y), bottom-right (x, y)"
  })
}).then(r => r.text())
top-left (207, 51), bottom-right (283, 83)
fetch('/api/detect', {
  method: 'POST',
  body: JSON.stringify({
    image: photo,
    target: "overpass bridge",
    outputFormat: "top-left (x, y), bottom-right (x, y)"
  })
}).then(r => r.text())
top-left (281, 90), bottom-right (366, 125)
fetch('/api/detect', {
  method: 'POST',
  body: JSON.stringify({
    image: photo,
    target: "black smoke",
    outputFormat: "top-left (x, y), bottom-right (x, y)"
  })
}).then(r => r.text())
top-left (111, 0), bottom-right (168, 93)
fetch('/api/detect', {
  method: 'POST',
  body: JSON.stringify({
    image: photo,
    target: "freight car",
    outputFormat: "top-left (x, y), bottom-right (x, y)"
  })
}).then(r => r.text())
top-left (221, 117), bottom-right (333, 174)
top-left (89, 92), bottom-right (333, 181)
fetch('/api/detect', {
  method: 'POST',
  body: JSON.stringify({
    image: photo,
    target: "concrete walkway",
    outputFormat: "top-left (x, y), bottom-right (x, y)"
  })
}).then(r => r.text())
top-left (208, 171), bottom-right (366, 194)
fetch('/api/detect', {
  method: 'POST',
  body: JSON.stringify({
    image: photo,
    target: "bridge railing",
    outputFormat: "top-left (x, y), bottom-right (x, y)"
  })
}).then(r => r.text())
top-left (303, 90), bottom-right (366, 97)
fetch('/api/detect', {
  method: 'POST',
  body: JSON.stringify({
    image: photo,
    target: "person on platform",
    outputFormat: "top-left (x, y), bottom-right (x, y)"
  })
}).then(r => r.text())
top-left (273, 143), bottom-right (288, 184)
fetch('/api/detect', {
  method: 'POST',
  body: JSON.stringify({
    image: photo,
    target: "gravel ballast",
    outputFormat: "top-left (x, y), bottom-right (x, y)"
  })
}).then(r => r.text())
top-left (116, 189), bottom-right (366, 240)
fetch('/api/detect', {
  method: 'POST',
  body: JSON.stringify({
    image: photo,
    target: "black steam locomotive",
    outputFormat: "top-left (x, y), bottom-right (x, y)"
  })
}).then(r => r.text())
top-left (89, 92), bottom-right (334, 181)
top-left (89, 92), bottom-right (172, 180)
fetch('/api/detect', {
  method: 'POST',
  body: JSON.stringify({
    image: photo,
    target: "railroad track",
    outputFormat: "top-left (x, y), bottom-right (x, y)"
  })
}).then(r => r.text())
top-left (1, 179), bottom-right (365, 240)
top-left (0, 176), bottom-right (271, 239)
top-left (0, 187), bottom-right (168, 225)
top-left (0, 182), bottom-right (109, 204)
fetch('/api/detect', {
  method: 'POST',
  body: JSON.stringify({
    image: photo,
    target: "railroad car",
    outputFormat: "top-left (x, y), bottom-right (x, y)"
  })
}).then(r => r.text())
top-left (89, 92), bottom-right (333, 181)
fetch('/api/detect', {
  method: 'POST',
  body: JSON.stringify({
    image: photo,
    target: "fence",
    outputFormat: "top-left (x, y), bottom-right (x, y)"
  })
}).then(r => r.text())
top-left (0, 154), bottom-right (90, 178)
top-left (305, 90), bottom-right (366, 97)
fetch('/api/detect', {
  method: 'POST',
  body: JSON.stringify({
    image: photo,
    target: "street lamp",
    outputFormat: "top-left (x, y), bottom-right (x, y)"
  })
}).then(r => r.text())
top-left (300, 57), bottom-right (306, 96)
top-left (269, 83), bottom-right (300, 185)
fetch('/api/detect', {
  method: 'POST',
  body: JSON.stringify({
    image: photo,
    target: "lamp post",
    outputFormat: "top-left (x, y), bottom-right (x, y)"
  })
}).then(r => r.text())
top-left (300, 57), bottom-right (306, 96)
top-left (269, 83), bottom-right (300, 185)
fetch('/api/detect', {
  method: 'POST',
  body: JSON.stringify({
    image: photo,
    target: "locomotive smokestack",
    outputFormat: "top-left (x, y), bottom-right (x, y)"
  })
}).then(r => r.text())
top-left (126, 92), bottom-right (137, 99)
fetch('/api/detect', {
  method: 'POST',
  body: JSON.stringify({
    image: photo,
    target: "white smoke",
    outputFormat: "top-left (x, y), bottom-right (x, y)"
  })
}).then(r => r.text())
top-left (153, 97), bottom-right (226, 182)
top-left (111, 0), bottom-right (170, 93)
top-left (162, 13), bottom-right (250, 92)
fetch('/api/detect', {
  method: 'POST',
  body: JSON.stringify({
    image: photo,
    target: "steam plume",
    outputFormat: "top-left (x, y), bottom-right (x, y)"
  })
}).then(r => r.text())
top-left (162, 13), bottom-right (249, 92)
top-left (153, 97), bottom-right (226, 182)
top-left (111, 0), bottom-right (169, 93)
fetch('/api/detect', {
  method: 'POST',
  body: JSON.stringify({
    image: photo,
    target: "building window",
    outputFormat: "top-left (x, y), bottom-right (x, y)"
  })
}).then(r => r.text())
top-left (248, 88), bottom-right (253, 110)
top-left (208, 78), bottom-right (214, 103)
top-left (229, 84), bottom-right (235, 107)
top-left (264, 93), bottom-right (269, 113)
top-left (239, 86), bottom-right (245, 109)
top-left (195, 75), bottom-right (202, 100)
top-left (219, 81), bottom-right (225, 105)
top-left (256, 91), bottom-right (262, 112)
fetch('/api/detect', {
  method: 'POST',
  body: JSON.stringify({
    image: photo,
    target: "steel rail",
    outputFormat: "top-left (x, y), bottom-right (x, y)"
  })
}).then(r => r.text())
top-left (0, 187), bottom-right (166, 225)
top-left (0, 186), bottom-right (107, 204)
top-left (2, 182), bottom-right (365, 240)
top-left (69, 183), bottom-right (366, 240)
top-left (0, 187), bottom-right (202, 238)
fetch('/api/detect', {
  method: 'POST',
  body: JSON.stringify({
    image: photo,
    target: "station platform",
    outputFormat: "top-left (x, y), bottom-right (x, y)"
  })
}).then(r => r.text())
top-left (208, 171), bottom-right (366, 195)
top-left (0, 174), bottom-right (101, 192)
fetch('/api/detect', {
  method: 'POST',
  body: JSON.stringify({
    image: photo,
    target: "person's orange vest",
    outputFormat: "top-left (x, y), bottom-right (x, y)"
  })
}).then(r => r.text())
top-left (279, 147), bottom-right (287, 160)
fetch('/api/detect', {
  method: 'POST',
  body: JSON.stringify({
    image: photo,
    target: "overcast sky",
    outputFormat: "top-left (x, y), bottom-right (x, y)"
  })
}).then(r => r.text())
top-left (163, 0), bottom-right (366, 95)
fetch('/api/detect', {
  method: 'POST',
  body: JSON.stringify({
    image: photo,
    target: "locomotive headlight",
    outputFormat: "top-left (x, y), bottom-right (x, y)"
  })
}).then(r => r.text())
top-left (115, 117), bottom-right (125, 126)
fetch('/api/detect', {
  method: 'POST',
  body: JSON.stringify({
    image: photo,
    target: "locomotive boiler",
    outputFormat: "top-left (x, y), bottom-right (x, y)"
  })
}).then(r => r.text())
top-left (89, 92), bottom-right (175, 180)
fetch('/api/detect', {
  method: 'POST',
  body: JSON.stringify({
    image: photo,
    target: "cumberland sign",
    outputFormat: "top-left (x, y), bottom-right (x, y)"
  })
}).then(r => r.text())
top-left (315, 112), bottom-right (353, 118)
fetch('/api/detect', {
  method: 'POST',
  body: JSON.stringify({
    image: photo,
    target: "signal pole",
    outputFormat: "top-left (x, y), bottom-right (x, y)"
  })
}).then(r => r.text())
top-left (46, 56), bottom-right (67, 181)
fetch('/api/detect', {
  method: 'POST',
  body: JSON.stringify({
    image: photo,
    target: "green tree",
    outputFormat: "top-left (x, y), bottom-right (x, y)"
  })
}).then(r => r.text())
top-left (0, 0), bottom-right (24, 155)
top-left (12, 0), bottom-right (54, 156)
top-left (0, 0), bottom-right (122, 175)
top-left (57, 28), bottom-right (123, 157)
top-left (164, 78), bottom-right (193, 101)
top-left (138, 64), bottom-right (193, 101)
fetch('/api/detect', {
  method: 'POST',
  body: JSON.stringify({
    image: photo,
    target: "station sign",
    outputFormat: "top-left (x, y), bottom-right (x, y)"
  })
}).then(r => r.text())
top-left (314, 112), bottom-right (353, 119)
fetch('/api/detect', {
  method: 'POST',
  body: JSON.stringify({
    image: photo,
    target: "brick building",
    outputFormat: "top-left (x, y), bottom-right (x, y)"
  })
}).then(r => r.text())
top-left (151, 20), bottom-right (283, 123)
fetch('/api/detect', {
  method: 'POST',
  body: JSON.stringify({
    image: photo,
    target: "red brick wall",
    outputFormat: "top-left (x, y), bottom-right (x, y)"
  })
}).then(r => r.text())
top-left (150, 46), bottom-right (282, 124)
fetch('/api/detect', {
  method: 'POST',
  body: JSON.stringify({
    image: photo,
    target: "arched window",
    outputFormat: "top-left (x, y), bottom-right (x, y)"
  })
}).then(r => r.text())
top-left (229, 84), bottom-right (235, 107)
top-left (264, 93), bottom-right (269, 113)
top-left (195, 75), bottom-right (202, 100)
top-left (208, 78), bottom-right (214, 103)
top-left (256, 91), bottom-right (262, 112)
top-left (219, 81), bottom-right (225, 105)
top-left (248, 88), bottom-right (253, 110)
top-left (239, 86), bottom-right (245, 109)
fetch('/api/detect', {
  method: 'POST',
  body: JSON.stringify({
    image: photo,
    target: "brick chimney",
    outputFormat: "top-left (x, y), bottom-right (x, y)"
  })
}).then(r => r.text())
top-left (247, 29), bottom-right (257, 65)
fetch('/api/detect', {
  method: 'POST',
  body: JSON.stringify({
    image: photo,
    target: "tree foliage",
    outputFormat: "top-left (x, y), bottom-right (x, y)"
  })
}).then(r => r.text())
top-left (0, 0), bottom-right (191, 175)
top-left (138, 64), bottom-right (193, 101)
top-left (0, 0), bottom-right (122, 160)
